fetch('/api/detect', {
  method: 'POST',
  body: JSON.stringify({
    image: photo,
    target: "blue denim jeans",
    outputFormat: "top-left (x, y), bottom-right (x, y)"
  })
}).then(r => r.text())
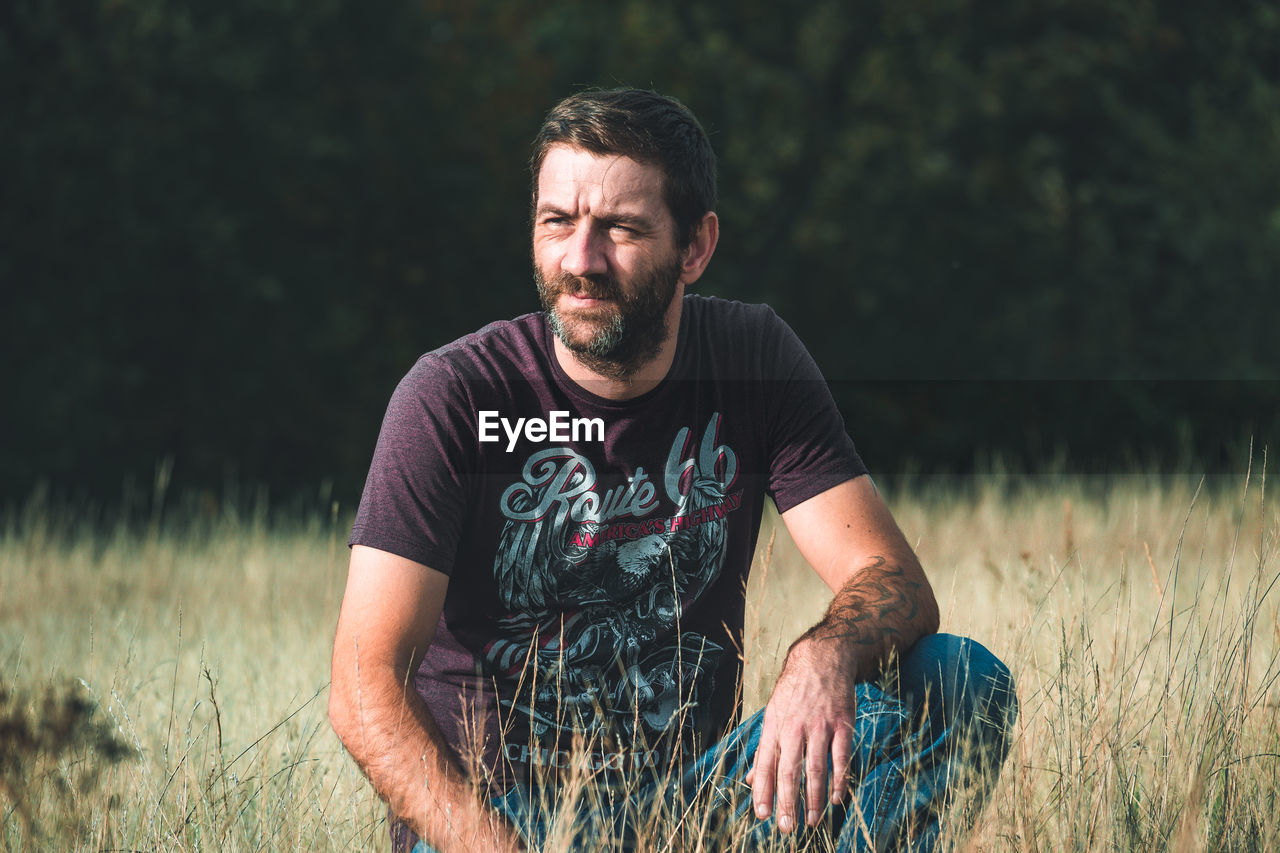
top-left (411, 633), bottom-right (1016, 852)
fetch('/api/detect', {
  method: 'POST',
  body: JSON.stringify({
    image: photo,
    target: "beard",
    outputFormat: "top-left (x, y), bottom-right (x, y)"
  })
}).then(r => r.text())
top-left (536, 255), bottom-right (682, 381)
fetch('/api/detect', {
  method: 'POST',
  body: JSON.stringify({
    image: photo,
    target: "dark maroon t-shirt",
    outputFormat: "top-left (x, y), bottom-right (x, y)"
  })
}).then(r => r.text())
top-left (350, 294), bottom-right (866, 800)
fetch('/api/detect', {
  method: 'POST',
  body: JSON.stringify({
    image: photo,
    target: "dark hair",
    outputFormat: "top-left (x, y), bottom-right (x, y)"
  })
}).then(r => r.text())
top-left (531, 88), bottom-right (717, 248)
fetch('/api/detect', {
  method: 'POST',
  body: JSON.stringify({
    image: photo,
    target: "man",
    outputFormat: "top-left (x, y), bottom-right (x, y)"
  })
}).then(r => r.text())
top-left (330, 89), bottom-right (1016, 853)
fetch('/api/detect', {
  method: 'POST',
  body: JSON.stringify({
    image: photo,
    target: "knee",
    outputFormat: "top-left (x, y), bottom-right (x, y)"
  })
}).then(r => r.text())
top-left (896, 633), bottom-right (1018, 746)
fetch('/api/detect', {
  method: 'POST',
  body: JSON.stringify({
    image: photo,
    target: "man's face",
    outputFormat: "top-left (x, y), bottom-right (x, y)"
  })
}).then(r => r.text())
top-left (532, 145), bottom-right (685, 378)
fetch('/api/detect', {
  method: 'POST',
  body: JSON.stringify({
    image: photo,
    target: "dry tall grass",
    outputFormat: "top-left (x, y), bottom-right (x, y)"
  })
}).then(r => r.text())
top-left (2, 468), bottom-right (1278, 851)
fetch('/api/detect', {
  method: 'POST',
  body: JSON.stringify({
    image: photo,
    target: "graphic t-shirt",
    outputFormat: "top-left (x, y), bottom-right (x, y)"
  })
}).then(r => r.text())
top-left (350, 294), bottom-right (866, 799)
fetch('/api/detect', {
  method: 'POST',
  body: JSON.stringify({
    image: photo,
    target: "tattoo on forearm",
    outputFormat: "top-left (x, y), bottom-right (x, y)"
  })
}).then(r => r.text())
top-left (797, 556), bottom-right (925, 655)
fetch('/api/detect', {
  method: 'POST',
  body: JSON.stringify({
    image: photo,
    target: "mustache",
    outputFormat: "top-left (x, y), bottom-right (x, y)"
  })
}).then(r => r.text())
top-left (544, 272), bottom-right (621, 300)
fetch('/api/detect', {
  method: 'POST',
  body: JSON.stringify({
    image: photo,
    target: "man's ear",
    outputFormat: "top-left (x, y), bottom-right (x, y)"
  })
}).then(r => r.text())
top-left (679, 211), bottom-right (719, 287)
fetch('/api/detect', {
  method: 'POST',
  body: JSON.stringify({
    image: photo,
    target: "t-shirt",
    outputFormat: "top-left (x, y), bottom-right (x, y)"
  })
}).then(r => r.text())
top-left (350, 294), bottom-right (866, 799)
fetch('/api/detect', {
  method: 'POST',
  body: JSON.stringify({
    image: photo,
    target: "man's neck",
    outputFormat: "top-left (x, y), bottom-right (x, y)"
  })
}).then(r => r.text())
top-left (552, 291), bottom-right (685, 401)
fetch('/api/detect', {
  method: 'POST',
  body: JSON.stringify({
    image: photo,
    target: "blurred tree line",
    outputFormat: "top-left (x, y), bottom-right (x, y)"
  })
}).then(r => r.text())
top-left (3, 0), bottom-right (1278, 506)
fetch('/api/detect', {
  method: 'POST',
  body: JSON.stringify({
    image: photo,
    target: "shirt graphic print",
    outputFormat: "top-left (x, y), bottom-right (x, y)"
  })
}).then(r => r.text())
top-left (485, 413), bottom-right (740, 752)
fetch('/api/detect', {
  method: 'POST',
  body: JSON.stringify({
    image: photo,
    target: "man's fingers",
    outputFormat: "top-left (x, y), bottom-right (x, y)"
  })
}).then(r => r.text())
top-left (830, 725), bottom-right (854, 805)
top-left (773, 726), bottom-right (805, 833)
top-left (750, 721), bottom-right (779, 822)
top-left (805, 728), bottom-right (832, 826)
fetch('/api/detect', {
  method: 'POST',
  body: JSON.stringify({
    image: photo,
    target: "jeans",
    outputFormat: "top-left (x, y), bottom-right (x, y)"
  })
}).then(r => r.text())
top-left (411, 633), bottom-right (1016, 853)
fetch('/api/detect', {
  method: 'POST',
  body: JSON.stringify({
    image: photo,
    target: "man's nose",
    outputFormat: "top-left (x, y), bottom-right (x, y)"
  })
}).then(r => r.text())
top-left (560, 223), bottom-right (608, 278)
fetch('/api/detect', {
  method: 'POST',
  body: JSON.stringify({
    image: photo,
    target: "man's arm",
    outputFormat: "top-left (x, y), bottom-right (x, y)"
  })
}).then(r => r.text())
top-left (328, 545), bottom-right (525, 853)
top-left (748, 475), bottom-right (940, 833)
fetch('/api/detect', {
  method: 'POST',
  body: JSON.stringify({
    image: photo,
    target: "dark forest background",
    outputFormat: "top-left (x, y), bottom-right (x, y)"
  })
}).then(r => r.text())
top-left (3, 0), bottom-right (1278, 509)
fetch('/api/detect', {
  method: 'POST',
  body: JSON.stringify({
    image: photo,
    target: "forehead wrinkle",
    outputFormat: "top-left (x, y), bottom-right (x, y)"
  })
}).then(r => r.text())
top-left (538, 147), bottom-right (665, 221)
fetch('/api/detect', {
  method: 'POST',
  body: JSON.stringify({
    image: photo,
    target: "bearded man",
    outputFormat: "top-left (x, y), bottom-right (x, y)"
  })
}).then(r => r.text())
top-left (329, 88), bottom-right (1017, 853)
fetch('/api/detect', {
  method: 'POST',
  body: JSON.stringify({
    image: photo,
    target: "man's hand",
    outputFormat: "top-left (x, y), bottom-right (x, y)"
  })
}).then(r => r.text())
top-left (747, 638), bottom-right (860, 831)
top-left (330, 546), bottom-right (528, 853)
top-left (748, 477), bottom-right (940, 832)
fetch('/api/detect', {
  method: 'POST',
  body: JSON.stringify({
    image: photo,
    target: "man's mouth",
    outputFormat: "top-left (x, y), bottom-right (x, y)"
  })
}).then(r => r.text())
top-left (562, 292), bottom-right (613, 306)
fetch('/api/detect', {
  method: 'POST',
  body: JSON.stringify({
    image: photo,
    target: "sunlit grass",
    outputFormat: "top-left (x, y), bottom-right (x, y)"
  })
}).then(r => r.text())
top-left (2, 467), bottom-right (1278, 850)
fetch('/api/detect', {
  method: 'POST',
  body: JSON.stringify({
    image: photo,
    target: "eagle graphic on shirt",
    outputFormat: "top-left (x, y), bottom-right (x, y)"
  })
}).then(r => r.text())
top-left (484, 414), bottom-right (737, 746)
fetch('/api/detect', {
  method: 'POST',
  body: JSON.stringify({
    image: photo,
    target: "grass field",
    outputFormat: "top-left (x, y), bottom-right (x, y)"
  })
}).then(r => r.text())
top-left (3, 468), bottom-right (1278, 851)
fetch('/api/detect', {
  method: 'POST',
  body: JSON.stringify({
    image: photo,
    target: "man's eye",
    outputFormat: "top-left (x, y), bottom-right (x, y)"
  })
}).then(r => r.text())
top-left (609, 224), bottom-right (636, 234)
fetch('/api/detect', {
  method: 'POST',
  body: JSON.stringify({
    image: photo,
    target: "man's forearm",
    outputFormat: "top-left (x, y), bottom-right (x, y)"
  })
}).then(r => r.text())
top-left (790, 555), bottom-right (940, 682)
top-left (329, 664), bottom-right (523, 853)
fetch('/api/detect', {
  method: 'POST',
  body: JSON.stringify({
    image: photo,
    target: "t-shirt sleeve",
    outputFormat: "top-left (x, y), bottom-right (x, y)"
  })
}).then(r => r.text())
top-left (763, 310), bottom-right (868, 513)
top-left (348, 355), bottom-right (476, 575)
